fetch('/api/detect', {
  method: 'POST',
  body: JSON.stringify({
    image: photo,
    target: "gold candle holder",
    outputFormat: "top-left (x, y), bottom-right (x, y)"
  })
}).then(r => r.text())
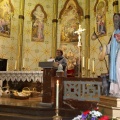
top-left (53, 108), bottom-right (62, 120)
top-left (92, 71), bottom-right (95, 78)
top-left (87, 69), bottom-right (90, 78)
top-left (82, 67), bottom-right (85, 77)
top-left (22, 67), bottom-right (25, 71)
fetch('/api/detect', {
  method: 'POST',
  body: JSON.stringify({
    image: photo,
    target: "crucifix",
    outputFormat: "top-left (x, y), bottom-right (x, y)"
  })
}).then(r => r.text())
top-left (74, 24), bottom-right (85, 77)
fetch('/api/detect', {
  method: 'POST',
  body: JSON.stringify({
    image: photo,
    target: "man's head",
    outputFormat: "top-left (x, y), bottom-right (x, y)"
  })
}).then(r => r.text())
top-left (56, 49), bottom-right (63, 57)
top-left (113, 13), bottom-right (120, 30)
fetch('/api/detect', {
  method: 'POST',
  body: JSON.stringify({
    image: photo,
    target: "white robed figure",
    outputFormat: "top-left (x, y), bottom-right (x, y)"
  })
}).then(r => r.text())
top-left (99, 13), bottom-right (120, 97)
top-left (109, 29), bottom-right (120, 96)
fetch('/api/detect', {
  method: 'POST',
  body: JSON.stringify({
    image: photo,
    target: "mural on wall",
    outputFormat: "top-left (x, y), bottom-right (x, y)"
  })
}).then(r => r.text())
top-left (94, 0), bottom-right (108, 37)
top-left (0, 0), bottom-right (14, 37)
top-left (59, 0), bottom-right (83, 43)
top-left (31, 4), bottom-right (47, 42)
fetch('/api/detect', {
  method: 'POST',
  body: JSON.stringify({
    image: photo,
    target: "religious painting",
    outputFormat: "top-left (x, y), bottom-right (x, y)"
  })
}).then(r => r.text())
top-left (59, 0), bottom-right (83, 43)
top-left (94, 0), bottom-right (108, 37)
top-left (31, 4), bottom-right (47, 42)
top-left (0, 0), bottom-right (14, 37)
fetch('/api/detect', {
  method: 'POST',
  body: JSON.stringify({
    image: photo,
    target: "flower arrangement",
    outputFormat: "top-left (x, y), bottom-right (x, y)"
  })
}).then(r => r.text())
top-left (72, 109), bottom-right (109, 120)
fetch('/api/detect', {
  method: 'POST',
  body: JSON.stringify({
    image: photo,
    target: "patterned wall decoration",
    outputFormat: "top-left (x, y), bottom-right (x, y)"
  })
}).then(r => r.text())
top-left (90, 0), bottom-right (114, 77)
top-left (0, 0), bottom-right (53, 71)
top-left (0, 0), bottom-right (117, 76)
top-left (0, 0), bottom-right (19, 71)
top-left (23, 0), bottom-right (53, 70)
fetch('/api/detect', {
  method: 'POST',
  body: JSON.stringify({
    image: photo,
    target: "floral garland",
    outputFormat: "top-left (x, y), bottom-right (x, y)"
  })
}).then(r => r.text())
top-left (72, 109), bottom-right (109, 120)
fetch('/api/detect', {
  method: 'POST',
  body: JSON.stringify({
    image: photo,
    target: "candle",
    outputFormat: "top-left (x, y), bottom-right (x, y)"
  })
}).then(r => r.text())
top-left (82, 56), bottom-right (85, 68)
top-left (92, 59), bottom-right (95, 73)
top-left (79, 24), bottom-right (81, 30)
top-left (23, 59), bottom-right (25, 68)
top-left (88, 58), bottom-right (90, 70)
top-left (7, 63), bottom-right (8, 71)
top-left (56, 80), bottom-right (59, 109)
top-left (15, 60), bottom-right (17, 70)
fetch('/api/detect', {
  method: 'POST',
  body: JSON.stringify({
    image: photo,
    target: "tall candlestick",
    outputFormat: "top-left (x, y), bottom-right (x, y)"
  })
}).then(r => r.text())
top-left (82, 56), bottom-right (85, 68)
top-left (56, 80), bottom-right (59, 109)
top-left (88, 58), bottom-right (90, 70)
top-left (92, 59), bottom-right (95, 73)
top-left (15, 60), bottom-right (17, 70)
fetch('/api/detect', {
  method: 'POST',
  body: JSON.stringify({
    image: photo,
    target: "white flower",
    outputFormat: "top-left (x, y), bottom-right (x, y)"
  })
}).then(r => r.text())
top-left (90, 110), bottom-right (102, 118)
top-left (72, 115), bottom-right (82, 120)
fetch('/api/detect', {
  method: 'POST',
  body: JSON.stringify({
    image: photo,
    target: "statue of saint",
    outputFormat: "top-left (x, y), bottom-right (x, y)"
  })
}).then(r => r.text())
top-left (99, 13), bottom-right (120, 97)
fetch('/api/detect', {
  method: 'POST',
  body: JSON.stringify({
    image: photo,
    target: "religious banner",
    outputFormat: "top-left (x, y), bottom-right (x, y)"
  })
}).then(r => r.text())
top-left (0, 0), bottom-right (14, 37)
top-left (59, 0), bottom-right (83, 43)
top-left (31, 4), bottom-right (47, 42)
top-left (94, 0), bottom-right (108, 37)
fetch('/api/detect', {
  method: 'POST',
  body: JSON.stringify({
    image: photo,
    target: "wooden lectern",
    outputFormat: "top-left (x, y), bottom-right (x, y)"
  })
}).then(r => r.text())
top-left (39, 62), bottom-right (57, 103)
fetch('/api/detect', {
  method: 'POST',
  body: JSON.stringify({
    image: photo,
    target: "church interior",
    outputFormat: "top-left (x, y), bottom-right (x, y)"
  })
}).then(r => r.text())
top-left (0, 0), bottom-right (120, 120)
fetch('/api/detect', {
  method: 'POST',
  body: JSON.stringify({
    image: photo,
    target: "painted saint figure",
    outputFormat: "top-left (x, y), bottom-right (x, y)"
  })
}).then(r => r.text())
top-left (97, 14), bottom-right (106, 34)
top-left (32, 6), bottom-right (44, 41)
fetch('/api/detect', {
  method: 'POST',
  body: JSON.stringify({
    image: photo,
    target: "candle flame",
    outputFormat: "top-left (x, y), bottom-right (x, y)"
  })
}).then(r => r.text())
top-left (57, 80), bottom-right (59, 84)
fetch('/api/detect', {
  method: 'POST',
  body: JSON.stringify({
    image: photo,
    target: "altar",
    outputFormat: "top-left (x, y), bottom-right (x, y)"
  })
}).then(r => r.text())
top-left (0, 71), bottom-right (43, 92)
top-left (0, 71), bottom-right (43, 83)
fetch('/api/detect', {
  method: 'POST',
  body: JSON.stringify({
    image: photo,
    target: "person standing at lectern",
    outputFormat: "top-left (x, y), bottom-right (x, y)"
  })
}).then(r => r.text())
top-left (55, 49), bottom-right (67, 72)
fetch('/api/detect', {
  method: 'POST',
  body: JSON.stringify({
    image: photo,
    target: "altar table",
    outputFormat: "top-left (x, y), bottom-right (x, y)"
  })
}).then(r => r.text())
top-left (0, 71), bottom-right (43, 83)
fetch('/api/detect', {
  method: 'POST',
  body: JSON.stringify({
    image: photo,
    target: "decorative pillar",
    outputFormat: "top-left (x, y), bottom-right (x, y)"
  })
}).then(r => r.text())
top-left (52, 0), bottom-right (58, 58)
top-left (113, 0), bottom-right (119, 13)
top-left (17, 0), bottom-right (25, 70)
top-left (85, 0), bottom-right (90, 77)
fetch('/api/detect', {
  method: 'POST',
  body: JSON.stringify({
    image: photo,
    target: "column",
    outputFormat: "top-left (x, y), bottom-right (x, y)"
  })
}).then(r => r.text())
top-left (84, 0), bottom-right (90, 77)
top-left (17, 0), bottom-right (25, 70)
top-left (113, 0), bottom-right (119, 13)
top-left (51, 0), bottom-right (58, 58)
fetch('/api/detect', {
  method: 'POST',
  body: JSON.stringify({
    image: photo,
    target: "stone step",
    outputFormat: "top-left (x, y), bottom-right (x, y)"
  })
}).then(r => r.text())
top-left (0, 105), bottom-right (79, 117)
top-left (0, 112), bottom-right (74, 120)
top-left (0, 104), bottom-right (78, 119)
top-left (0, 104), bottom-right (55, 116)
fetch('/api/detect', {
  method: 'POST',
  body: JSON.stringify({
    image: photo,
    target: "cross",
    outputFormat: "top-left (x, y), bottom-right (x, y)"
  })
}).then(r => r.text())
top-left (74, 24), bottom-right (85, 77)
top-left (74, 24), bottom-right (85, 46)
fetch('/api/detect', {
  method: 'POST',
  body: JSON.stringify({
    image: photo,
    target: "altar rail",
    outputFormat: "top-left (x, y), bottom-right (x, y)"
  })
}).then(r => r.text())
top-left (63, 80), bottom-right (102, 101)
top-left (0, 71), bottom-right (43, 83)
top-left (52, 77), bottom-right (102, 110)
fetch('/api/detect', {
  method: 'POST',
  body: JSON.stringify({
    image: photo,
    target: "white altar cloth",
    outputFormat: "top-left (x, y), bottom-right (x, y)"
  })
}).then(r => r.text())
top-left (0, 71), bottom-right (43, 83)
